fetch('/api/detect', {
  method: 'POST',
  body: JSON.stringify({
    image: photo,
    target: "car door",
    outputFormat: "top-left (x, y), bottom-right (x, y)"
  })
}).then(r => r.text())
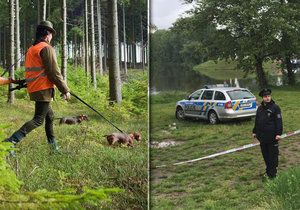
top-left (184, 90), bottom-right (204, 116)
top-left (199, 90), bottom-right (214, 118)
top-left (213, 91), bottom-right (227, 118)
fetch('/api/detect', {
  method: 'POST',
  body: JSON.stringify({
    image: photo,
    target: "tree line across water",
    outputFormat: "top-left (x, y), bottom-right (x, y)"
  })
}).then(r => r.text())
top-left (151, 0), bottom-right (300, 89)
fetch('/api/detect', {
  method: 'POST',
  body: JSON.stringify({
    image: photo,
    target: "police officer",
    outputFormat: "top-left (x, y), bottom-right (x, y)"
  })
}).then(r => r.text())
top-left (252, 88), bottom-right (283, 179)
top-left (4, 21), bottom-right (70, 153)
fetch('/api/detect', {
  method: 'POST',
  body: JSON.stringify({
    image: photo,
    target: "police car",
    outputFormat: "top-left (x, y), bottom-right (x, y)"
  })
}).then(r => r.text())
top-left (175, 85), bottom-right (257, 124)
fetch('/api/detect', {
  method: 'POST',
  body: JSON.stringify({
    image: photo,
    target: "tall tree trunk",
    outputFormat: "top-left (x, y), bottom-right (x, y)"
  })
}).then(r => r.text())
top-left (132, 14), bottom-right (136, 69)
top-left (122, 3), bottom-right (128, 75)
top-left (74, 33), bottom-right (77, 66)
top-left (103, 26), bottom-right (107, 72)
top-left (132, 44), bottom-right (135, 68)
top-left (48, 0), bottom-right (50, 18)
top-left (127, 43), bottom-right (130, 68)
top-left (90, 0), bottom-right (97, 88)
top-left (82, 32), bottom-right (85, 67)
top-left (107, 0), bottom-right (122, 103)
top-left (23, 18), bottom-right (27, 54)
top-left (285, 56), bottom-right (295, 86)
top-left (96, 0), bottom-right (103, 75)
top-left (3, 27), bottom-right (7, 68)
top-left (37, 0), bottom-right (40, 24)
top-left (61, 0), bottom-right (67, 82)
top-left (140, 13), bottom-right (144, 70)
top-left (84, 0), bottom-right (89, 75)
top-left (255, 56), bottom-right (268, 88)
top-left (8, 0), bottom-right (15, 104)
top-left (0, 30), bottom-right (2, 67)
top-left (15, 0), bottom-right (21, 70)
top-left (42, 0), bottom-right (47, 20)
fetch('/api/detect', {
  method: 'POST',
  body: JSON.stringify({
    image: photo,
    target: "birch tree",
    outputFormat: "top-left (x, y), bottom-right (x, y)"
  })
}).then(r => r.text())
top-left (42, 0), bottom-right (47, 20)
top-left (8, 0), bottom-right (15, 104)
top-left (84, 0), bottom-right (89, 75)
top-left (61, 0), bottom-right (67, 82)
top-left (15, 0), bottom-right (20, 70)
top-left (96, 0), bottom-right (103, 75)
top-left (122, 2), bottom-right (128, 75)
top-left (90, 0), bottom-right (97, 88)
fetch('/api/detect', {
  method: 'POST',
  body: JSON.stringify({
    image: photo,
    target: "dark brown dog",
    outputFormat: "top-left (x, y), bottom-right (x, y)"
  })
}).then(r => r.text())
top-left (59, 115), bottom-right (89, 125)
top-left (104, 132), bottom-right (141, 147)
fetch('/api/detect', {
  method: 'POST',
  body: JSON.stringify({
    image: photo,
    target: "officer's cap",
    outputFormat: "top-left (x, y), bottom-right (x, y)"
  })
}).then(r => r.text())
top-left (259, 88), bottom-right (272, 97)
top-left (37, 21), bottom-right (56, 36)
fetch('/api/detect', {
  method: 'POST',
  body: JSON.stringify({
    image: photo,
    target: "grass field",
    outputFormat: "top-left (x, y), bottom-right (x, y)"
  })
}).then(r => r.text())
top-left (150, 86), bottom-right (300, 209)
top-left (0, 68), bottom-right (148, 209)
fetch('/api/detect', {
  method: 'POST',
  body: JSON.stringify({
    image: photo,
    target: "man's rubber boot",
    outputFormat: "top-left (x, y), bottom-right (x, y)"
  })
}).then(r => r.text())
top-left (3, 130), bottom-right (25, 157)
top-left (5, 130), bottom-right (25, 144)
top-left (48, 138), bottom-right (60, 154)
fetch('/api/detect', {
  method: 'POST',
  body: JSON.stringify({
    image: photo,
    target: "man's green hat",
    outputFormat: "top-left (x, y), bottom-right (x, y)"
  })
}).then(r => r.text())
top-left (37, 20), bottom-right (56, 36)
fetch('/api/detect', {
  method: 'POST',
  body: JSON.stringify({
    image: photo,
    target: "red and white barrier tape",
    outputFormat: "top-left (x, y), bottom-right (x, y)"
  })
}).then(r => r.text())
top-left (155, 129), bottom-right (300, 168)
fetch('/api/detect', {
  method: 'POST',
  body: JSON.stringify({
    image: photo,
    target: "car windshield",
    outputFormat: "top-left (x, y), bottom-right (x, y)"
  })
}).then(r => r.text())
top-left (227, 89), bottom-right (254, 100)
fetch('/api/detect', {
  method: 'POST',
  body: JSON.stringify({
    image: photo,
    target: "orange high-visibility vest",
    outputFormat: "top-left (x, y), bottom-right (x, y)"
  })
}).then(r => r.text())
top-left (25, 42), bottom-right (54, 93)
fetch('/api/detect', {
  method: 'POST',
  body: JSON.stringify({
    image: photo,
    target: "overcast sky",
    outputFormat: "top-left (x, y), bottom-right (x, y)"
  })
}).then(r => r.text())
top-left (151, 0), bottom-right (194, 29)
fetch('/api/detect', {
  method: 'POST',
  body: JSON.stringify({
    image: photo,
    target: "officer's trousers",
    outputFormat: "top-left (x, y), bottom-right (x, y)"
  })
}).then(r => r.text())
top-left (260, 141), bottom-right (279, 178)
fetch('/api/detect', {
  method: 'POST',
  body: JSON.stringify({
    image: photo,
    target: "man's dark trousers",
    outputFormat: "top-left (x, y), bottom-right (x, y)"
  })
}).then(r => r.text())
top-left (18, 101), bottom-right (55, 143)
top-left (260, 141), bottom-right (279, 178)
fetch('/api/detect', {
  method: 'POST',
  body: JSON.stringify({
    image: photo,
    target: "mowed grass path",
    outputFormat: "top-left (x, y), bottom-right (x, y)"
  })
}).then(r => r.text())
top-left (150, 87), bottom-right (300, 209)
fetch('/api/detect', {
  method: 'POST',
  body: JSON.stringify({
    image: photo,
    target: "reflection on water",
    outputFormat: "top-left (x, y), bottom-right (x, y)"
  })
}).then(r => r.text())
top-left (151, 68), bottom-right (258, 91)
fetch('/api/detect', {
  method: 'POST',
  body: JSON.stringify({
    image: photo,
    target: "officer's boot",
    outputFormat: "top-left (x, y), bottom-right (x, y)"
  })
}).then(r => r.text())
top-left (3, 130), bottom-right (25, 157)
top-left (48, 138), bottom-right (60, 154)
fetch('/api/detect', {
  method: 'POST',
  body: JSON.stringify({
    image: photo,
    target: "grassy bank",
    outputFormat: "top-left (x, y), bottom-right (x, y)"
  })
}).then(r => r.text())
top-left (150, 86), bottom-right (300, 209)
top-left (0, 67), bottom-right (148, 209)
top-left (193, 59), bottom-right (279, 80)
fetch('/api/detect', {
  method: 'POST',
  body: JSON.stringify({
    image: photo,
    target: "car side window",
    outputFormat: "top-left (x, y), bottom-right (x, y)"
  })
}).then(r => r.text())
top-left (190, 90), bottom-right (203, 100)
top-left (201, 90), bottom-right (214, 100)
top-left (214, 91), bottom-right (226, 100)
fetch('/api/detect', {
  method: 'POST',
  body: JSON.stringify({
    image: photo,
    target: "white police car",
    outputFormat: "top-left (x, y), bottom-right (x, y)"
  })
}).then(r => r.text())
top-left (175, 86), bottom-right (257, 124)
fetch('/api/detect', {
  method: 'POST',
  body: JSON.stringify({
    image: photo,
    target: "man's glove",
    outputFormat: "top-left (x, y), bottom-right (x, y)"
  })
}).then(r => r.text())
top-left (62, 92), bottom-right (71, 101)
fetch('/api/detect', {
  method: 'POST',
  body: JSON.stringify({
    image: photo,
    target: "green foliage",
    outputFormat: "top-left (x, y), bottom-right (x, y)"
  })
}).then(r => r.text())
top-left (123, 70), bottom-right (148, 116)
top-left (68, 26), bottom-right (84, 38)
top-left (0, 128), bottom-right (121, 209)
top-left (0, 126), bottom-right (22, 193)
top-left (65, 66), bottom-right (147, 121)
top-left (263, 167), bottom-right (300, 210)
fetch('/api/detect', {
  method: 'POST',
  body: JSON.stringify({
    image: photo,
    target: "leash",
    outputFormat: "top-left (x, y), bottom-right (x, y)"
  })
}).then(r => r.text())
top-left (155, 129), bottom-right (300, 168)
top-left (7, 81), bottom-right (125, 133)
top-left (70, 92), bottom-right (125, 133)
top-left (1, 54), bottom-right (25, 77)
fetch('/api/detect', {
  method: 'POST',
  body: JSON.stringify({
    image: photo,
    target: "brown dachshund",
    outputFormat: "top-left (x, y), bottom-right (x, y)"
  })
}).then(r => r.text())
top-left (104, 132), bottom-right (141, 147)
top-left (59, 115), bottom-right (89, 125)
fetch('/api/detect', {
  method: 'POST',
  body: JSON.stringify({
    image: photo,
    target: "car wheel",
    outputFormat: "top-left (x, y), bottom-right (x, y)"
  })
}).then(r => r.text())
top-left (208, 110), bottom-right (219, 125)
top-left (176, 107), bottom-right (185, 120)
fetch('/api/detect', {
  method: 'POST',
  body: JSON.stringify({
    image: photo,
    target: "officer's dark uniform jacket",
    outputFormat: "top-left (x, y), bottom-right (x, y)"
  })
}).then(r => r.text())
top-left (253, 100), bottom-right (283, 142)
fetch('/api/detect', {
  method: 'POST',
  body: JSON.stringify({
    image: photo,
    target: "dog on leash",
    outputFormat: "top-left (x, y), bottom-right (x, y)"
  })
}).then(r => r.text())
top-left (104, 132), bottom-right (142, 147)
top-left (58, 115), bottom-right (89, 125)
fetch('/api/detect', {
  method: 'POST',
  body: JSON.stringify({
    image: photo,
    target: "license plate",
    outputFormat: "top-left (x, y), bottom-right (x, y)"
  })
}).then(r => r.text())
top-left (240, 102), bottom-right (251, 108)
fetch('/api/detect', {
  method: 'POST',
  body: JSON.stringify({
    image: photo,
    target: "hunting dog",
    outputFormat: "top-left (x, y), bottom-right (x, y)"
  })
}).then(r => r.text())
top-left (58, 115), bottom-right (89, 125)
top-left (104, 132), bottom-right (142, 147)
